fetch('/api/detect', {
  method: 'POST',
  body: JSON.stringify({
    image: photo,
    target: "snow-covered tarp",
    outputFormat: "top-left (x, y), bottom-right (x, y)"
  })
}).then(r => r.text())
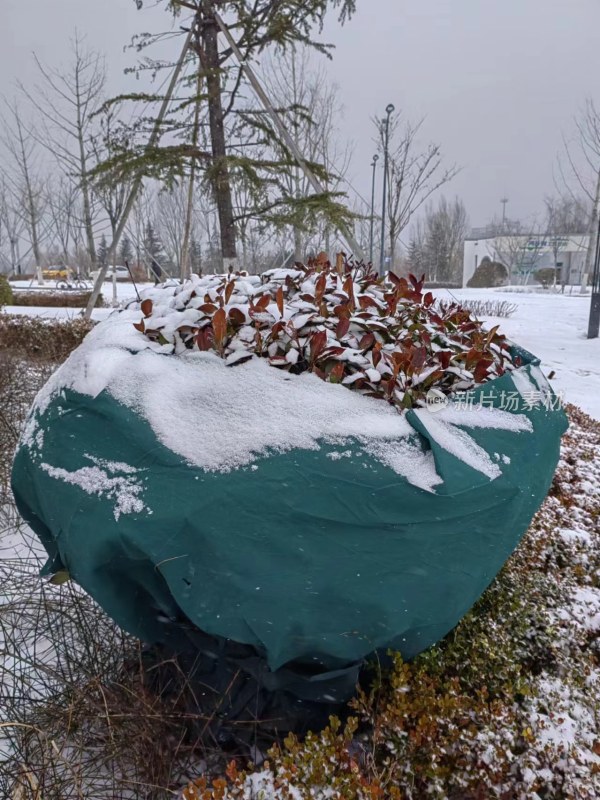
top-left (12, 276), bottom-right (568, 703)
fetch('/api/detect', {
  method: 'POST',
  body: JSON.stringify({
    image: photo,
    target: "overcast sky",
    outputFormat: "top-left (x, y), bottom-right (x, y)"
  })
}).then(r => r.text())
top-left (2, 0), bottom-right (600, 234)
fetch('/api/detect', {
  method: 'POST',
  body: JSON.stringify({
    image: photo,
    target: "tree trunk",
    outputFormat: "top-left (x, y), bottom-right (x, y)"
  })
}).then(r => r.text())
top-left (200, 2), bottom-right (237, 268)
top-left (75, 70), bottom-right (97, 269)
top-left (16, 120), bottom-right (43, 282)
top-left (294, 224), bottom-right (303, 263)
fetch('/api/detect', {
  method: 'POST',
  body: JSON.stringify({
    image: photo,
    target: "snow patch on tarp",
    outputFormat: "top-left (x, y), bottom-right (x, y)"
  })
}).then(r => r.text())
top-left (40, 460), bottom-right (148, 521)
top-left (108, 349), bottom-right (416, 475)
top-left (413, 404), bottom-right (532, 479)
top-left (24, 306), bottom-right (533, 489)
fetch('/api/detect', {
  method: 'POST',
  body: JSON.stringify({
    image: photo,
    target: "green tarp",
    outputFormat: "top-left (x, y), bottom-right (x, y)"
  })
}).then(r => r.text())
top-left (12, 344), bottom-right (567, 702)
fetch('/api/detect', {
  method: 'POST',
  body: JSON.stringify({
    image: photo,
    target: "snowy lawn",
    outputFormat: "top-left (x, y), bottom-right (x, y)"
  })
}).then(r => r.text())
top-left (434, 287), bottom-right (600, 420)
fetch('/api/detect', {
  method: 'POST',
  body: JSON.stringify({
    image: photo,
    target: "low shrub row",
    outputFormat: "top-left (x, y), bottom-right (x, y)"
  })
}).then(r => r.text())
top-left (0, 314), bottom-right (95, 362)
top-left (9, 290), bottom-right (104, 308)
top-left (459, 299), bottom-right (518, 319)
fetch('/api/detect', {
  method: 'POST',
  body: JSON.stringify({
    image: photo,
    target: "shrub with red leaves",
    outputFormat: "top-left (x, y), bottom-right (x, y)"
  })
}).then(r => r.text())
top-left (135, 254), bottom-right (516, 410)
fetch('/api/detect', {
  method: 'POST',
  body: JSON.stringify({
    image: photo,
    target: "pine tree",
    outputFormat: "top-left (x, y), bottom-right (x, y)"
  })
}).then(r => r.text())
top-left (119, 235), bottom-right (133, 265)
top-left (94, 0), bottom-right (358, 268)
top-left (190, 236), bottom-right (203, 276)
top-left (97, 235), bottom-right (108, 266)
top-left (407, 236), bottom-right (425, 277)
top-left (144, 221), bottom-right (165, 279)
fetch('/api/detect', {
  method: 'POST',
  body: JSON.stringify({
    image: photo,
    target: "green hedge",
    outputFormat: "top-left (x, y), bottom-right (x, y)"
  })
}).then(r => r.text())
top-left (0, 275), bottom-right (14, 306)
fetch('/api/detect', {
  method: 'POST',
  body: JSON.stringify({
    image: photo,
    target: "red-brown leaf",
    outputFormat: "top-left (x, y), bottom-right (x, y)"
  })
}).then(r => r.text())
top-left (329, 362), bottom-right (345, 383)
top-left (225, 280), bottom-right (235, 305)
top-left (212, 307), bottom-right (227, 349)
top-left (196, 327), bottom-right (214, 351)
top-left (343, 275), bottom-right (355, 310)
top-left (255, 294), bottom-right (270, 312)
top-left (310, 330), bottom-right (327, 363)
top-left (373, 342), bottom-right (382, 368)
top-left (141, 299), bottom-right (153, 318)
top-left (359, 333), bottom-right (375, 351)
top-left (336, 317), bottom-right (350, 340)
top-left (358, 295), bottom-right (379, 311)
top-left (228, 307), bottom-right (245, 327)
top-left (315, 274), bottom-right (327, 304)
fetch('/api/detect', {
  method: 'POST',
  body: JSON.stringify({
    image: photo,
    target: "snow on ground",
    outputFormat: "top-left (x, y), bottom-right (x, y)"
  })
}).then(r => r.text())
top-left (434, 287), bottom-right (600, 420)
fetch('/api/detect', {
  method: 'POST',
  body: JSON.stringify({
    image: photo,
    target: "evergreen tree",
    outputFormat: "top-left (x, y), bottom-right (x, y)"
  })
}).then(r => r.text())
top-left (144, 221), bottom-right (165, 279)
top-left (190, 236), bottom-right (203, 275)
top-left (94, 0), bottom-right (358, 267)
top-left (97, 235), bottom-right (108, 266)
top-left (119, 234), bottom-right (133, 264)
top-left (407, 236), bottom-right (426, 278)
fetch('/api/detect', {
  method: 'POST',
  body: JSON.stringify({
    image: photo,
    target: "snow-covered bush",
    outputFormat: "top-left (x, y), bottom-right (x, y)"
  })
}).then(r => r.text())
top-left (467, 258), bottom-right (508, 288)
top-left (135, 255), bottom-right (516, 409)
top-left (0, 315), bottom-right (93, 361)
top-left (535, 267), bottom-right (557, 288)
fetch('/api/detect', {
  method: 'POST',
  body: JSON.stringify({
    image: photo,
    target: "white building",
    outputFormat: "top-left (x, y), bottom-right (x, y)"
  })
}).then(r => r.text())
top-left (463, 229), bottom-right (591, 287)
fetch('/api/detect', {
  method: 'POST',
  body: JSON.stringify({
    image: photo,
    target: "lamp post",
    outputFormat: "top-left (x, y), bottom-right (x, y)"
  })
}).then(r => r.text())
top-left (588, 216), bottom-right (600, 339)
top-left (380, 103), bottom-right (395, 276)
top-left (369, 154), bottom-right (379, 264)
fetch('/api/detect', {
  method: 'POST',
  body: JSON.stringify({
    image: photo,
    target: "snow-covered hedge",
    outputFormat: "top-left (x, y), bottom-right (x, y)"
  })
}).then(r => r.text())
top-left (134, 256), bottom-right (517, 409)
top-left (0, 315), bottom-right (94, 361)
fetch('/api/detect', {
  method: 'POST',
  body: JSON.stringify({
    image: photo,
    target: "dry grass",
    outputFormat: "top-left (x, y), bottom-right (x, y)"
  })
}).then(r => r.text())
top-left (0, 340), bottom-right (219, 799)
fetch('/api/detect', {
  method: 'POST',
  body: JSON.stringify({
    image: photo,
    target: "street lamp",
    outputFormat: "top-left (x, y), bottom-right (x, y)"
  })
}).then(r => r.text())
top-left (369, 154), bottom-right (379, 264)
top-left (380, 103), bottom-right (395, 276)
top-left (588, 216), bottom-right (600, 339)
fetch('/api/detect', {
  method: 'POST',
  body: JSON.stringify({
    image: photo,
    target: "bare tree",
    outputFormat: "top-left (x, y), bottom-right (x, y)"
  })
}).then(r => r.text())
top-left (489, 220), bottom-right (547, 285)
top-left (0, 179), bottom-right (26, 274)
top-left (544, 194), bottom-right (590, 289)
top-left (0, 103), bottom-right (47, 281)
top-left (155, 185), bottom-right (188, 270)
top-left (90, 109), bottom-right (132, 247)
top-left (558, 99), bottom-right (600, 290)
top-left (409, 197), bottom-right (468, 283)
top-left (376, 112), bottom-right (459, 269)
top-left (19, 33), bottom-right (106, 269)
top-left (45, 178), bottom-right (80, 264)
top-left (261, 48), bottom-right (353, 261)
